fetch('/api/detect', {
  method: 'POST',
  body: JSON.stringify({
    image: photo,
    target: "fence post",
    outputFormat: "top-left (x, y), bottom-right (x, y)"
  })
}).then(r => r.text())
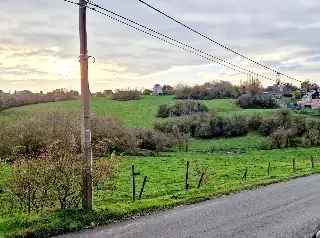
top-left (242, 168), bottom-right (248, 181)
top-left (197, 172), bottom-right (205, 188)
top-left (185, 142), bottom-right (189, 152)
top-left (132, 165), bottom-right (140, 201)
top-left (267, 162), bottom-right (271, 176)
top-left (311, 157), bottom-right (315, 169)
top-left (139, 176), bottom-right (148, 199)
top-left (185, 161), bottom-right (190, 190)
top-left (292, 159), bottom-right (296, 172)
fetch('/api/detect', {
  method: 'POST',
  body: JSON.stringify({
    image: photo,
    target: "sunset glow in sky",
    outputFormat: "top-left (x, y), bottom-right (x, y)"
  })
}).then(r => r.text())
top-left (1, 0), bottom-right (320, 92)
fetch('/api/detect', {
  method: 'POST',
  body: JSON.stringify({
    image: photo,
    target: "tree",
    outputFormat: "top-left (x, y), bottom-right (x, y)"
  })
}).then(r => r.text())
top-left (162, 85), bottom-right (174, 95)
top-left (143, 89), bottom-right (152, 95)
top-left (292, 90), bottom-right (302, 99)
top-left (240, 77), bottom-right (263, 96)
top-left (300, 81), bottom-right (318, 92)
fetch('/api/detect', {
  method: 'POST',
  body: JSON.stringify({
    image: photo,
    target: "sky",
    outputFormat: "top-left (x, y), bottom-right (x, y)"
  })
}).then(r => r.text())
top-left (1, 0), bottom-right (320, 92)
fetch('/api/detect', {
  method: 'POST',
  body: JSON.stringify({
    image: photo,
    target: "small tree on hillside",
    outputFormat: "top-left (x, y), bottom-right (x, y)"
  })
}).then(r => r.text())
top-left (240, 77), bottom-right (263, 96)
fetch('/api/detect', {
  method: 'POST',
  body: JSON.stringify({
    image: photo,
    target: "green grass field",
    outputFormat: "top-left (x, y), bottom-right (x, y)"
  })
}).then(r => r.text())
top-left (1, 147), bottom-right (320, 237)
top-left (0, 96), bottom-right (276, 128)
top-left (188, 134), bottom-right (269, 152)
top-left (1, 96), bottom-right (320, 237)
top-left (0, 96), bottom-right (173, 128)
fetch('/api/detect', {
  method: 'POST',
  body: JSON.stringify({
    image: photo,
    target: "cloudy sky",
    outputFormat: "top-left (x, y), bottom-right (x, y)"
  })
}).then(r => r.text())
top-left (1, 0), bottom-right (320, 92)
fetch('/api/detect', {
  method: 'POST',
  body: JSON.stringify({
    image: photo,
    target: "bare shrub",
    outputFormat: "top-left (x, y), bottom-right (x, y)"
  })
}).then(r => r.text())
top-left (91, 116), bottom-right (136, 156)
top-left (0, 90), bottom-right (78, 111)
top-left (93, 153), bottom-right (121, 190)
top-left (174, 84), bottom-right (192, 99)
top-left (9, 142), bottom-right (121, 212)
top-left (175, 81), bottom-right (239, 100)
top-left (270, 128), bottom-right (299, 149)
top-left (135, 129), bottom-right (176, 153)
top-left (1, 111), bottom-right (176, 160)
top-left (10, 155), bottom-right (55, 213)
top-left (0, 112), bottom-right (80, 160)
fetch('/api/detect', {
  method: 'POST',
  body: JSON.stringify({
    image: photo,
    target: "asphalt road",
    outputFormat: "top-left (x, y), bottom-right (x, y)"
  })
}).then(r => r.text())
top-left (59, 175), bottom-right (320, 238)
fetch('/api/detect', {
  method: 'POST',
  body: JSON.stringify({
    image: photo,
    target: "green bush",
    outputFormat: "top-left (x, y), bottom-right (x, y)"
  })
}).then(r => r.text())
top-left (155, 113), bottom-right (250, 139)
top-left (248, 113), bottom-right (264, 131)
top-left (143, 89), bottom-right (152, 95)
top-left (301, 120), bottom-right (320, 146)
top-left (223, 115), bottom-right (249, 137)
top-left (155, 110), bottom-right (320, 150)
top-left (157, 100), bottom-right (208, 118)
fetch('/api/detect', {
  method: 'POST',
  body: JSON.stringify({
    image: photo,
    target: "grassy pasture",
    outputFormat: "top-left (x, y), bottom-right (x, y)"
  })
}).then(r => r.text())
top-left (188, 134), bottom-right (269, 153)
top-left (0, 96), bottom-right (275, 128)
top-left (1, 147), bottom-right (320, 237)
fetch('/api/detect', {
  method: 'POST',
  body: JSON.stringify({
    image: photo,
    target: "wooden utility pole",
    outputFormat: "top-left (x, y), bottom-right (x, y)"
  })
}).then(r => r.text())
top-left (79, 0), bottom-right (93, 210)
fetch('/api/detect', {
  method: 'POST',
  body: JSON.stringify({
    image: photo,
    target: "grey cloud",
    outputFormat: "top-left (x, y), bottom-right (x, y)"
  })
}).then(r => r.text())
top-left (0, 65), bottom-right (48, 76)
top-left (1, 0), bottom-right (320, 90)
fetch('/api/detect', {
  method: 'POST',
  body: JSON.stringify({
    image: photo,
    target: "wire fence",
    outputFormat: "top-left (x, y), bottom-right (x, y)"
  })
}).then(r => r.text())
top-left (126, 157), bottom-right (320, 201)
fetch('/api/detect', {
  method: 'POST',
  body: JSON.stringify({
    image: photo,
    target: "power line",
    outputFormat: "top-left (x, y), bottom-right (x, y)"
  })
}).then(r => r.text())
top-left (64, 0), bottom-right (283, 84)
top-left (64, 1), bottom-right (246, 75)
top-left (136, 0), bottom-right (303, 84)
top-left (83, 0), bottom-right (280, 83)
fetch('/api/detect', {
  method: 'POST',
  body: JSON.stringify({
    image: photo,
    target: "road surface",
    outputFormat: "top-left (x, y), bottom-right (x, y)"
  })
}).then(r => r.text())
top-left (59, 175), bottom-right (320, 238)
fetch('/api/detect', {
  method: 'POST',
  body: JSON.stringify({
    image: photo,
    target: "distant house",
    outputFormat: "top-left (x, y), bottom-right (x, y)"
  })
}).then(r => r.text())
top-left (103, 90), bottom-right (113, 97)
top-left (298, 90), bottom-right (320, 109)
top-left (152, 84), bottom-right (163, 95)
top-left (263, 85), bottom-right (282, 99)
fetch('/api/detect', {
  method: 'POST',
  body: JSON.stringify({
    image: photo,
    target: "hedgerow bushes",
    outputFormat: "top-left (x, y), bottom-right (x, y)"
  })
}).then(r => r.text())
top-left (155, 113), bottom-right (250, 139)
top-left (238, 94), bottom-right (278, 109)
top-left (111, 89), bottom-right (142, 101)
top-left (0, 90), bottom-right (79, 111)
top-left (155, 110), bottom-right (320, 149)
top-left (157, 100), bottom-right (208, 118)
top-left (0, 111), bottom-right (177, 214)
top-left (0, 112), bottom-right (176, 161)
top-left (175, 81), bottom-right (239, 100)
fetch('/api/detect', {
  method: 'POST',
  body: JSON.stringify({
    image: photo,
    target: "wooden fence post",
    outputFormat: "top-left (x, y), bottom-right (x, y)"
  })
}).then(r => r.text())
top-left (139, 176), bottom-right (148, 199)
top-left (185, 161), bottom-right (190, 190)
top-left (197, 172), bottom-right (205, 188)
top-left (242, 168), bottom-right (248, 181)
top-left (267, 162), bottom-right (271, 176)
top-left (132, 165), bottom-right (140, 201)
top-left (311, 157), bottom-right (315, 169)
top-left (292, 159), bottom-right (296, 172)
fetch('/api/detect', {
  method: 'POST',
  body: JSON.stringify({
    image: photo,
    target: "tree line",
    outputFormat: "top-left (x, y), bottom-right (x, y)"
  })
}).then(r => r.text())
top-left (0, 89), bottom-right (79, 111)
